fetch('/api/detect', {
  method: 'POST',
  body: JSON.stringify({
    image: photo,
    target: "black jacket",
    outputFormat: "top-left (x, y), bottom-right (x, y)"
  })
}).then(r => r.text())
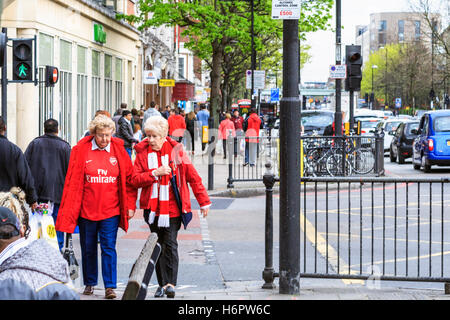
top-left (24, 134), bottom-right (71, 204)
top-left (117, 117), bottom-right (137, 148)
top-left (0, 135), bottom-right (37, 205)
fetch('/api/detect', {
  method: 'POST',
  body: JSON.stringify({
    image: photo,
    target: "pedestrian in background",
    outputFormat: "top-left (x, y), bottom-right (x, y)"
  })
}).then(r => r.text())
top-left (133, 123), bottom-right (143, 142)
top-left (168, 108), bottom-right (186, 143)
top-left (116, 110), bottom-right (139, 158)
top-left (161, 105), bottom-right (171, 120)
top-left (218, 113), bottom-right (236, 159)
top-left (0, 116), bottom-right (38, 211)
top-left (131, 108), bottom-right (141, 129)
top-left (185, 111), bottom-right (197, 155)
top-left (112, 103), bottom-right (128, 133)
top-left (142, 101), bottom-right (162, 137)
top-left (244, 108), bottom-right (262, 167)
top-left (196, 104), bottom-right (210, 151)
top-left (24, 119), bottom-right (71, 251)
top-left (132, 116), bottom-right (211, 299)
top-left (56, 115), bottom-right (138, 300)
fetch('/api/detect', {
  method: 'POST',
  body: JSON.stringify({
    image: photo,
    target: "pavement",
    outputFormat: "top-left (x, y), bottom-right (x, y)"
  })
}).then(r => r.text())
top-left (69, 141), bottom-right (450, 302)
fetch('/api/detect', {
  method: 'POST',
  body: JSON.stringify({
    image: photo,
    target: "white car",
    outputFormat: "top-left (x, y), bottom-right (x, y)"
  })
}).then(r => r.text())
top-left (376, 118), bottom-right (404, 152)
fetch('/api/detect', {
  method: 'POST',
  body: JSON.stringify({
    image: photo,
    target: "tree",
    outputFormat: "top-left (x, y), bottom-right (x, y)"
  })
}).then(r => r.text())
top-left (119, 0), bottom-right (333, 126)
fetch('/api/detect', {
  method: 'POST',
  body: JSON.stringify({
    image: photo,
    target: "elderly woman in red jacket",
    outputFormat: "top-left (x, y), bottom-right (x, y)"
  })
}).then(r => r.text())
top-left (56, 115), bottom-right (137, 300)
top-left (132, 116), bottom-right (211, 299)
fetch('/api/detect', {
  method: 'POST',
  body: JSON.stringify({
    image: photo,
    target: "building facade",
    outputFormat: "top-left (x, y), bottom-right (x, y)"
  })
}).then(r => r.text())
top-left (1, 0), bottom-right (142, 149)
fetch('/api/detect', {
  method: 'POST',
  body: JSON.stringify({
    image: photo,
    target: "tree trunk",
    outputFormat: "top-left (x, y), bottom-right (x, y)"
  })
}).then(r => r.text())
top-left (210, 40), bottom-right (223, 129)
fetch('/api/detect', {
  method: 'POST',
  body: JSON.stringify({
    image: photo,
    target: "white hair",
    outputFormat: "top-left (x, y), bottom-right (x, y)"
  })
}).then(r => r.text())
top-left (144, 116), bottom-right (169, 138)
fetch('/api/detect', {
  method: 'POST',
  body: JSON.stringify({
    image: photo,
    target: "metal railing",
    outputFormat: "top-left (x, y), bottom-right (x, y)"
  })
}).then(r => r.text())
top-left (262, 165), bottom-right (450, 291)
top-left (226, 131), bottom-right (385, 188)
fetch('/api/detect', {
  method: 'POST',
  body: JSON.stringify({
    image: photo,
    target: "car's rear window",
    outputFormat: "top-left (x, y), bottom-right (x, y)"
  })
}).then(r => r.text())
top-left (405, 123), bottom-right (419, 135)
top-left (433, 116), bottom-right (450, 132)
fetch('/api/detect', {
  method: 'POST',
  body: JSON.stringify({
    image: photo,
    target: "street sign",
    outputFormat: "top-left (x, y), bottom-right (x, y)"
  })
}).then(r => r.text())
top-left (143, 70), bottom-right (158, 85)
top-left (158, 79), bottom-right (175, 87)
top-left (270, 88), bottom-right (280, 102)
top-left (271, 0), bottom-right (301, 20)
top-left (246, 70), bottom-right (265, 90)
top-left (395, 98), bottom-right (402, 109)
top-left (329, 64), bottom-right (347, 79)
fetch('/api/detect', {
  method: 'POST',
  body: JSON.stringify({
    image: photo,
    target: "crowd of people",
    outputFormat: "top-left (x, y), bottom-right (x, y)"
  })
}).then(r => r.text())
top-left (0, 100), bottom-right (266, 300)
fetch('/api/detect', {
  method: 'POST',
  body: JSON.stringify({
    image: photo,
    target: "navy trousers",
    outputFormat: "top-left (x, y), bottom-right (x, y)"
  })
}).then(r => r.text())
top-left (78, 215), bottom-right (120, 289)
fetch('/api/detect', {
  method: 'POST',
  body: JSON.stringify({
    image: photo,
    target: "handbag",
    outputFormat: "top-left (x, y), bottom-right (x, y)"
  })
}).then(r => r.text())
top-left (169, 164), bottom-right (192, 230)
top-left (62, 233), bottom-right (79, 280)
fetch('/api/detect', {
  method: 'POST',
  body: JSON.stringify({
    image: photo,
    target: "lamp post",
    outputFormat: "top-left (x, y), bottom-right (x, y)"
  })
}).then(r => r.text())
top-left (380, 46), bottom-right (388, 108)
top-left (371, 64), bottom-right (378, 110)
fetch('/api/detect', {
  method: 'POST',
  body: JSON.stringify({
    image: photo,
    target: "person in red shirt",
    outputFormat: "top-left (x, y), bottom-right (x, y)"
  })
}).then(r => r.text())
top-left (218, 113), bottom-right (236, 159)
top-left (56, 115), bottom-right (137, 300)
top-left (244, 108), bottom-right (262, 166)
top-left (132, 116), bottom-right (211, 298)
top-left (168, 108), bottom-right (186, 143)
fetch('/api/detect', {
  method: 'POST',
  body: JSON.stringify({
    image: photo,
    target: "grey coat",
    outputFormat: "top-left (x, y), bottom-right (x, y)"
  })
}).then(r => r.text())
top-left (0, 239), bottom-right (79, 300)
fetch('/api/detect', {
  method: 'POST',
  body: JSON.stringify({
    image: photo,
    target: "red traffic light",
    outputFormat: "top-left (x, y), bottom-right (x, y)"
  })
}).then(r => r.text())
top-left (45, 66), bottom-right (58, 87)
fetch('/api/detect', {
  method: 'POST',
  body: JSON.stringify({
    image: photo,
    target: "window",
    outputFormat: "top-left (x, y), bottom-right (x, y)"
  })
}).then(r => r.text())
top-left (398, 20), bottom-right (404, 42)
top-left (379, 20), bottom-right (387, 31)
top-left (77, 46), bottom-right (88, 140)
top-left (378, 33), bottom-right (386, 45)
top-left (104, 54), bottom-right (113, 115)
top-left (115, 57), bottom-right (123, 109)
top-left (59, 40), bottom-right (72, 143)
top-left (91, 50), bottom-right (101, 118)
top-left (38, 33), bottom-right (54, 136)
top-left (178, 57), bottom-right (185, 79)
top-left (415, 21), bottom-right (421, 41)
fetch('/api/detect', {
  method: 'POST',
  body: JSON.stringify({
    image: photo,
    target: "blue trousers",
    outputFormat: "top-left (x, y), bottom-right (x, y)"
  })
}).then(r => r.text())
top-left (78, 215), bottom-right (120, 289)
top-left (49, 203), bottom-right (64, 251)
top-left (125, 147), bottom-right (132, 158)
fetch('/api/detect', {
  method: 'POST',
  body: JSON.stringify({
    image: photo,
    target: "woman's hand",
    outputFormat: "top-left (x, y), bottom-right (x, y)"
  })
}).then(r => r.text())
top-left (153, 165), bottom-right (171, 177)
top-left (128, 209), bottom-right (135, 220)
top-left (200, 207), bottom-right (209, 218)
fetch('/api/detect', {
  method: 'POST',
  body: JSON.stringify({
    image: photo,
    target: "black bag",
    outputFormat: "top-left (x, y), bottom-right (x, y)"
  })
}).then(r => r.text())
top-left (62, 233), bottom-right (79, 280)
top-left (169, 165), bottom-right (192, 230)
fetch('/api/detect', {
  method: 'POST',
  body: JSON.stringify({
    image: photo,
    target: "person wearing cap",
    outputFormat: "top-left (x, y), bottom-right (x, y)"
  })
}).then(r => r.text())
top-left (55, 114), bottom-right (137, 299)
top-left (0, 116), bottom-right (38, 211)
top-left (116, 109), bottom-right (139, 158)
top-left (0, 206), bottom-right (78, 300)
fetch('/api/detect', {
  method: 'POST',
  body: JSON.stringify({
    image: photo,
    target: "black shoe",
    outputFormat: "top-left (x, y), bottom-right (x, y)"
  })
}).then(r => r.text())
top-left (243, 162), bottom-right (249, 167)
top-left (154, 286), bottom-right (165, 298)
top-left (165, 286), bottom-right (175, 298)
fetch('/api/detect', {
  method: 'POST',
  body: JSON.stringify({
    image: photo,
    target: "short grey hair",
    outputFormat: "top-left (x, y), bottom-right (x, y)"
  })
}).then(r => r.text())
top-left (88, 115), bottom-right (115, 135)
top-left (144, 116), bottom-right (168, 138)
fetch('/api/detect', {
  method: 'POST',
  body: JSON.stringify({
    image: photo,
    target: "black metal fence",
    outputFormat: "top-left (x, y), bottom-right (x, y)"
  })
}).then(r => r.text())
top-left (226, 132), bottom-right (385, 188)
top-left (262, 170), bottom-right (450, 291)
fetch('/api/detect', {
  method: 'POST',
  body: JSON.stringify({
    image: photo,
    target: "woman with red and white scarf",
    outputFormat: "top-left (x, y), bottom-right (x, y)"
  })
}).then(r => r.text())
top-left (132, 116), bottom-right (211, 298)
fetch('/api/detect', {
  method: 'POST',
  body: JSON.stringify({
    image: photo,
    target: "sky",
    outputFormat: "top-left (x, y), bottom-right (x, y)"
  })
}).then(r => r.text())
top-left (301, 0), bottom-right (413, 83)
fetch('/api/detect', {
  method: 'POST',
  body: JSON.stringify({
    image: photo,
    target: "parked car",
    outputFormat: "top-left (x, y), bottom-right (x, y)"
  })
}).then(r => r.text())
top-left (412, 110), bottom-right (450, 172)
top-left (301, 110), bottom-right (334, 136)
top-left (376, 118), bottom-right (404, 153)
top-left (358, 117), bottom-right (383, 135)
top-left (389, 120), bottom-right (420, 164)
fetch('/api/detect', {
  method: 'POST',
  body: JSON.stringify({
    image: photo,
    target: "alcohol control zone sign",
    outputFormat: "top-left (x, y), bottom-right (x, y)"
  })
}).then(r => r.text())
top-left (272, 0), bottom-right (301, 19)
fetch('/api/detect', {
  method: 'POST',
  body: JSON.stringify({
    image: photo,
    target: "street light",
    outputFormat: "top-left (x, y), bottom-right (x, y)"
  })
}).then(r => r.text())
top-left (371, 64), bottom-right (378, 110)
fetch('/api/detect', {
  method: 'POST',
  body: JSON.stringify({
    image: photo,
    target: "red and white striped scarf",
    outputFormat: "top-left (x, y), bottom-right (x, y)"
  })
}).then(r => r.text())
top-left (147, 139), bottom-right (172, 228)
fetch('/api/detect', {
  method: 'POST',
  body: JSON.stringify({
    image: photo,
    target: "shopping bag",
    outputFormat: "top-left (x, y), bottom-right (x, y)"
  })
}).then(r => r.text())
top-left (27, 211), bottom-right (41, 241)
top-left (63, 233), bottom-right (79, 280)
top-left (40, 213), bottom-right (59, 251)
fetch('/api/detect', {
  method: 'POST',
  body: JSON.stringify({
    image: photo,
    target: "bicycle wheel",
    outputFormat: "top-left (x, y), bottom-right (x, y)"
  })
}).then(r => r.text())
top-left (304, 149), bottom-right (320, 177)
top-left (326, 153), bottom-right (352, 176)
top-left (349, 148), bottom-right (375, 175)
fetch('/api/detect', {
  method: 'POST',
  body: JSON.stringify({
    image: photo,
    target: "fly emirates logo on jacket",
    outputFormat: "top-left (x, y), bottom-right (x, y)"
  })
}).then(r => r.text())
top-left (85, 156), bottom-right (119, 184)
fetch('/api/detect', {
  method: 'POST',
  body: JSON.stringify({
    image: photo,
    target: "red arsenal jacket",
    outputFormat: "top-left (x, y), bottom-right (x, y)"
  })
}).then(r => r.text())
top-left (55, 136), bottom-right (137, 233)
top-left (132, 137), bottom-right (211, 214)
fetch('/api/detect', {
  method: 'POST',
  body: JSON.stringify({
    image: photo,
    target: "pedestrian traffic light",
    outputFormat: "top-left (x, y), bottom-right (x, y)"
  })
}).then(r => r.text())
top-left (45, 66), bottom-right (59, 87)
top-left (12, 39), bottom-right (33, 81)
top-left (0, 32), bottom-right (6, 68)
top-left (345, 45), bottom-right (363, 91)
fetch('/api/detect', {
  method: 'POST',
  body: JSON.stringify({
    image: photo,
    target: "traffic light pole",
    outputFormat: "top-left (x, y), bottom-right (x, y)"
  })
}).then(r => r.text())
top-left (1, 28), bottom-right (7, 133)
top-left (334, 0), bottom-right (343, 136)
top-left (279, 19), bottom-right (301, 295)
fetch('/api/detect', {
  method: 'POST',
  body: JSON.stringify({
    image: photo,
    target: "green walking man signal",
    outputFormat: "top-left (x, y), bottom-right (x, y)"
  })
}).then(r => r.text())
top-left (18, 63), bottom-right (28, 78)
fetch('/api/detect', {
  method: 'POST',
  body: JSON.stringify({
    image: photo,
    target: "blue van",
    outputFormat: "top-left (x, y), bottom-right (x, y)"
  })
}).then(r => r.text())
top-left (412, 110), bottom-right (450, 172)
